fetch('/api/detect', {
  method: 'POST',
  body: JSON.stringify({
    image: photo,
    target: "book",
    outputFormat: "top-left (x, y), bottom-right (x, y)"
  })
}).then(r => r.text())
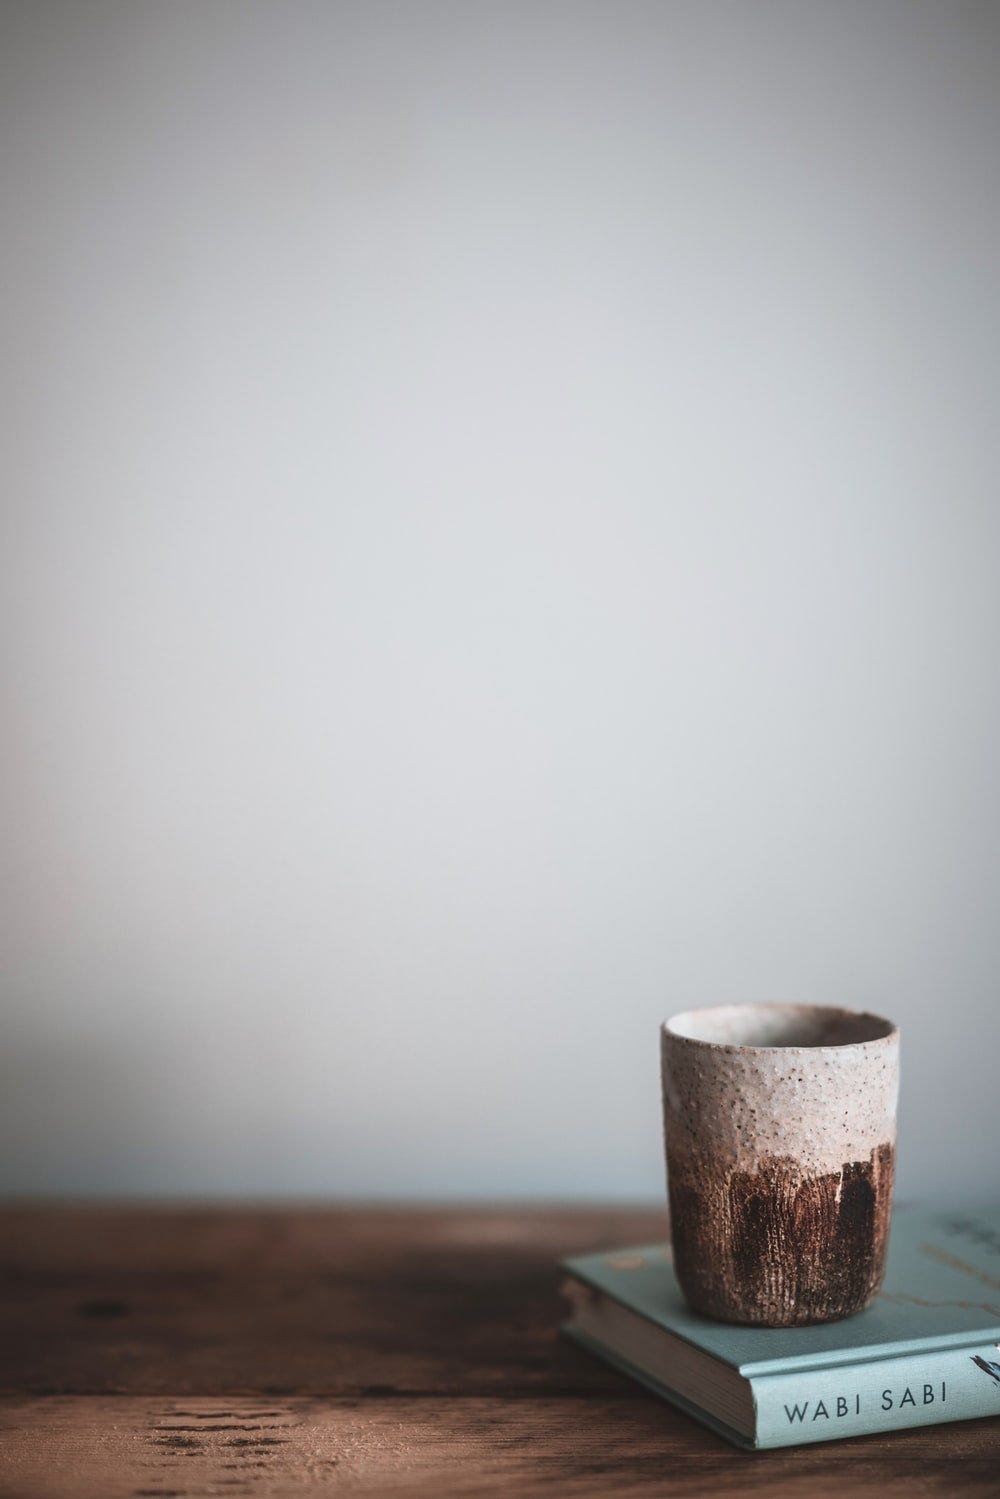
top-left (559, 1205), bottom-right (1000, 1449)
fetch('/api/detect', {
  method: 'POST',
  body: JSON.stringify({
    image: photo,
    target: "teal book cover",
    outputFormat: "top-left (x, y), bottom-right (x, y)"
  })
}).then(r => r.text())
top-left (561, 1206), bottom-right (1000, 1448)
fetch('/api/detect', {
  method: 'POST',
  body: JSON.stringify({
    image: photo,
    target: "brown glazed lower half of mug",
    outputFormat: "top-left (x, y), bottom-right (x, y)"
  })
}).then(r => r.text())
top-left (667, 1141), bottom-right (895, 1326)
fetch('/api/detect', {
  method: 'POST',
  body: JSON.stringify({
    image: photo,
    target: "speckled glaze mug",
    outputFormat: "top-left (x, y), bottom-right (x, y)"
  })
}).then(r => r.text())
top-left (661, 1004), bottom-right (899, 1327)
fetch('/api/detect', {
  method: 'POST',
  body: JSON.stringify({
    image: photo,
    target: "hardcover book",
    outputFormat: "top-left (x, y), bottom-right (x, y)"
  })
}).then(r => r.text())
top-left (560, 1205), bottom-right (1000, 1449)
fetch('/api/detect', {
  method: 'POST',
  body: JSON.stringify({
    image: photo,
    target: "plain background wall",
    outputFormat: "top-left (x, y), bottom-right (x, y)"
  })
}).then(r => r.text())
top-left (2, 1), bottom-right (999, 1202)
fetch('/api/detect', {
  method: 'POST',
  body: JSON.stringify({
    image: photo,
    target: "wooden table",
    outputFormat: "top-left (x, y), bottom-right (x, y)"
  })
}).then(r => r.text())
top-left (0, 1206), bottom-right (996, 1497)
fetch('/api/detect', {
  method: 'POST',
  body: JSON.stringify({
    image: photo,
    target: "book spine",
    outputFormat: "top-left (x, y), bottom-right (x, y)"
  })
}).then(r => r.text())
top-left (751, 1343), bottom-right (1000, 1448)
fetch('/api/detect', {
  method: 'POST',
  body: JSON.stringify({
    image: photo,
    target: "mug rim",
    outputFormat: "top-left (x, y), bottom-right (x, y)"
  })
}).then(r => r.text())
top-left (662, 1002), bottom-right (898, 1052)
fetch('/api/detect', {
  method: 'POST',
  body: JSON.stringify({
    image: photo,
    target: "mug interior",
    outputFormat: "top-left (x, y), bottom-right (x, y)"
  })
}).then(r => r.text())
top-left (665, 1003), bottom-right (896, 1049)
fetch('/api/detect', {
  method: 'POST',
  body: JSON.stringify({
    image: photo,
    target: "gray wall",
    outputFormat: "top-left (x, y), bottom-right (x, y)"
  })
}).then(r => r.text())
top-left (2, 1), bottom-right (998, 1202)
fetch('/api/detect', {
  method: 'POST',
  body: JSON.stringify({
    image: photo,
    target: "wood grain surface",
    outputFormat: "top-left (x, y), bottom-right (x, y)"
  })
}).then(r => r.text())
top-left (0, 1205), bottom-right (996, 1497)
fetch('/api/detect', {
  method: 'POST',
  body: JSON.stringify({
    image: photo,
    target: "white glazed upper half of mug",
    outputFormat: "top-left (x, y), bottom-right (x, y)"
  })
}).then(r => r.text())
top-left (661, 1004), bottom-right (899, 1175)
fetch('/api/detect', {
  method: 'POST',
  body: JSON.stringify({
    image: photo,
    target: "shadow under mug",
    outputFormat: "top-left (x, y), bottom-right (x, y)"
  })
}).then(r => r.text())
top-left (661, 1003), bottom-right (899, 1327)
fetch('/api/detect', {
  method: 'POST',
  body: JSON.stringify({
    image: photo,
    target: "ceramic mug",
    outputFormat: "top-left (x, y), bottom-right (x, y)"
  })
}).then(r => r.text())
top-left (661, 1003), bottom-right (899, 1326)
